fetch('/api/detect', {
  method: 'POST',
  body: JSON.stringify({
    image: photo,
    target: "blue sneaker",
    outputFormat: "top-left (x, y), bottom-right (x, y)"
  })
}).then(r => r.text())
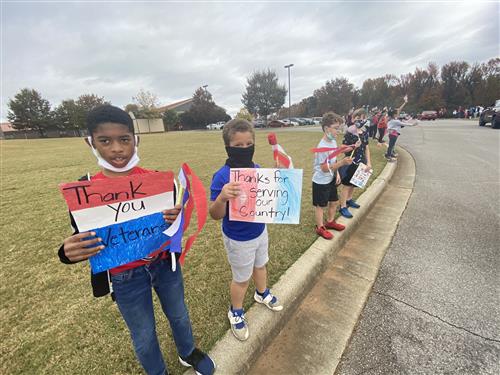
top-left (339, 207), bottom-right (353, 218)
top-left (254, 288), bottom-right (283, 311)
top-left (179, 348), bottom-right (216, 375)
top-left (228, 307), bottom-right (249, 341)
top-left (346, 199), bottom-right (360, 209)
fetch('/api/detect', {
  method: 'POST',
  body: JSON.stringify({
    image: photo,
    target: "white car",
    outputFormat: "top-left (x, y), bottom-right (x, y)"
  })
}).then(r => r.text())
top-left (281, 118), bottom-right (299, 126)
top-left (206, 121), bottom-right (226, 130)
top-left (312, 117), bottom-right (322, 125)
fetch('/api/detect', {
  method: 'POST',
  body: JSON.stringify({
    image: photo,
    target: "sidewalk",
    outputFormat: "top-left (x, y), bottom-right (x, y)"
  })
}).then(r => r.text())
top-left (248, 147), bottom-right (415, 374)
top-left (185, 147), bottom-right (413, 375)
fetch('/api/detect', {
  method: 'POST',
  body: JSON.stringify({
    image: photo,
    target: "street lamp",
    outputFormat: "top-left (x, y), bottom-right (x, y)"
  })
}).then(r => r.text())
top-left (284, 64), bottom-right (294, 120)
top-left (202, 85), bottom-right (208, 129)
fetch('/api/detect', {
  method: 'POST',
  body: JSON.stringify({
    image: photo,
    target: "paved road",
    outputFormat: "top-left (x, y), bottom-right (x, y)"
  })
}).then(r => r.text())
top-left (336, 120), bottom-right (500, 374)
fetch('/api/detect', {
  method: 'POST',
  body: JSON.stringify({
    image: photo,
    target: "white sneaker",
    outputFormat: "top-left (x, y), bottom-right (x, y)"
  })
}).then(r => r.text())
top-left (254, 289), bottom-right (283, 311)
top-left (227, 309), bottom-right (249, 341)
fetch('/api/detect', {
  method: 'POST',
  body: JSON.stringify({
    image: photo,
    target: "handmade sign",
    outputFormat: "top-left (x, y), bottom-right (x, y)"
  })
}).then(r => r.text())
top-left (229, 168), bottom-right (303, 224)
top-left (350, 163), bottom-right (373, 188)
top-left (59, 172), bottom-right (174, 273)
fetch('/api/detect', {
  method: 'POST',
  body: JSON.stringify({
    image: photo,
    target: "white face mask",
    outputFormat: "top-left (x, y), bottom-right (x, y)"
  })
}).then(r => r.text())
top-left (87, 135), bottom-right (140, 173)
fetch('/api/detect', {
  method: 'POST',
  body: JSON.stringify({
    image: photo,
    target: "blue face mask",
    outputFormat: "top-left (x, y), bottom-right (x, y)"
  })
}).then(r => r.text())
top-left (326, 132), bottom-right (335, 140)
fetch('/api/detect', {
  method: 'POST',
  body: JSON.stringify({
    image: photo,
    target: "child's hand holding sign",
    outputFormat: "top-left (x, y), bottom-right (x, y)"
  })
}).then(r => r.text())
top-left (221, 182), bottom-right (241, 201)
top-left (63, 231), bottom-right (104, 262)
top-left (162, 204), bottom-right (182, 224)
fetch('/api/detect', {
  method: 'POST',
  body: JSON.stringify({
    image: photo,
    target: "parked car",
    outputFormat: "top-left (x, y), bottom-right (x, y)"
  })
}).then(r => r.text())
top-left (398, 112), bottom-right (412, 121)
top-left (479, 100), bottom-right (500, 129)
top-left (253, 119), bottom-right (266, 128)
top-left (281, 118), bottom-right (299, 126)
top-left (268, 120), bottom-right (291, 128)
top-left (418, 111), bottom-right (438, 120)
top-left (206, 121), bottom-right (225, 130)
top-left (298, 117), bottom-right (314, 125)
top-left (312, 117), bottom-right (322, 125)
top-left (289, 117), bottom-right (303, 125)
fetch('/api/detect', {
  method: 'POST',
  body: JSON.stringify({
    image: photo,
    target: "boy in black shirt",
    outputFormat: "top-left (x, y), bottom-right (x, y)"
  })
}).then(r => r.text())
top-left (339, 108), bottom-right (372, 218)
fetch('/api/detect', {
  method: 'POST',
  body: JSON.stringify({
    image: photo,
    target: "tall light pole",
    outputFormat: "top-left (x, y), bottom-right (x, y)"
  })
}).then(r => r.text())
top-left (202, 85), bottom-right (208, 129)
top-left (284, 64), bottom-right (294, 120)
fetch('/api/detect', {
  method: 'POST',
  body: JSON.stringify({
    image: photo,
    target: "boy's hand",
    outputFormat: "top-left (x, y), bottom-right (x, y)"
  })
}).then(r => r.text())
top-left (63, 231), bottom-right (103, 262)
top-left (342, 157), bottom-right (354, 166)
top-left (364, 163), bottom-right (372, 172)
top-left (354, 140), bottom-right (362, 148)
top-left (219, 182), bottom-right (241, 202)
top-left (336, 172), bottom-right (341, 185)
top-left (163, 204), bottom-right (182, 224)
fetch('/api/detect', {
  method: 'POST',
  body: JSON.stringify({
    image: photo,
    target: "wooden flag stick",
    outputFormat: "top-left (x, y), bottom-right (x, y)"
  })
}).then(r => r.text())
top-left (170, 178), bottom-right (185, 272)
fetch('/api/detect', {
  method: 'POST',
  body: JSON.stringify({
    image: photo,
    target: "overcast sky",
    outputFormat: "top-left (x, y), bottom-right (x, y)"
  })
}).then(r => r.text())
top-left (1, 1), bottom-right (498, 121)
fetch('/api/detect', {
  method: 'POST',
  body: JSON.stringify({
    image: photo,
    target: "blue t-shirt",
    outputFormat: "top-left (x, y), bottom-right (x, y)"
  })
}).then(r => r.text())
top-left (210, 164), bottom-right (266, 241)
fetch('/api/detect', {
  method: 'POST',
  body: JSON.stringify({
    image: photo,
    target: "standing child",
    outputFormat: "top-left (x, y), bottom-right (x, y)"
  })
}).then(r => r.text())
top-left (377, 110), bottom-right (388, 144)
top-left (385, 96), bottom-right (416, 161)
top-left (369, 111), bottom-right (380, 140)
top-left (58, 105), bottom-right (215, 375)
top-left (209, 119), bottom-right (282, 342)
top-left (312, 112), bottom-right (353, 239)
top-left (339, 108), bottom-right (372, 219)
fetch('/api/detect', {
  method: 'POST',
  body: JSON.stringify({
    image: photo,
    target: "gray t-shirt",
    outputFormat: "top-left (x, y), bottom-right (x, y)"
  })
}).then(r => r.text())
top-left (387, 119), bottom-right (404, 133)
top-left (312, 138), bottom-right (337, 184)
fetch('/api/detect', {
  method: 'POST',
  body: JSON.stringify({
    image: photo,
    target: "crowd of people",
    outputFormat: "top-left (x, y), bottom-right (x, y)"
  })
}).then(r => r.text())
top-left (57, 101), bottom-right (417, 375)
top-left (452, 106), bottom-right (484, 119)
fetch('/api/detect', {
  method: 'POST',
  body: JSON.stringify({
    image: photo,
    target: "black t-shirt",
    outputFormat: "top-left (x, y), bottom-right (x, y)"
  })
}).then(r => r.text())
top-left (343, 129), bottom-right (369, 164)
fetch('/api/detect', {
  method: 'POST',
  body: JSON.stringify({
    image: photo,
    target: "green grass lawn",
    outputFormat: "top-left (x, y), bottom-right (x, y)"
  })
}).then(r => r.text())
top-left (0, 128), bottom-right (386, 375)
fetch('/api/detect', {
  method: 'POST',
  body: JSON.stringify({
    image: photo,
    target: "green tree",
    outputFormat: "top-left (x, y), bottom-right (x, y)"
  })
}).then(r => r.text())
top-left (302, 96), bottom-right (319, 117)
top-left (162, 109), bottom-right (179, 131)
top-left (441, 61), bottom-right (470, 109)
top-left (399, 64), bottom-right (443, 113)
top-left (242, 69), bottom-right (287, 123)
top-left (53, 99), bottom-right (82, 135)
top-left (72, 94), bottom-right (109, 132)
top-left (313, 77), bottom-right (356, 115)
top-left (235, 108), bottom-right (253, 121)
top-left (477, 58), bottom-right (500, 106)
top-left (180, 88), bottom-right (230, 129)
top-left (7, 88), bottom-right (53, 137)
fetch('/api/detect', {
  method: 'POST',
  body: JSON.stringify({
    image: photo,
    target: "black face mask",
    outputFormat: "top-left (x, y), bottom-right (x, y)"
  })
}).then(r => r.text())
top-left (225, 145), bottom-right (255, 168)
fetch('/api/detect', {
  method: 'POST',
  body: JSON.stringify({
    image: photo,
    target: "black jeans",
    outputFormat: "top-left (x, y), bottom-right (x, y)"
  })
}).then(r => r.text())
top-left (385, 134), bottom-right (398, 157)
top-left (377, 127), bottom-right (386, 143)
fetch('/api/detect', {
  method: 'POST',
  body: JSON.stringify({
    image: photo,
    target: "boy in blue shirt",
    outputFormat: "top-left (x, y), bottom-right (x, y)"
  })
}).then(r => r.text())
top-left (59, 105), bottom-right (215, 375)
top-left (209, 119), bottom-right (282, 341)
top-left (312, 112), bottom-right (353, 239)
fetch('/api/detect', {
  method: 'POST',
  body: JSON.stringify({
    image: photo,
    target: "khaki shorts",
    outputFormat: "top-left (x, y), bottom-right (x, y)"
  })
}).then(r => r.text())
top-left (222, 228), bottom-right (269, 283)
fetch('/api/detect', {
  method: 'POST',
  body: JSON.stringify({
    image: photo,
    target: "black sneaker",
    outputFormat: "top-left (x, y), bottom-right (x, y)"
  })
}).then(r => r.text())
top-left (179, 348), bottom-right (216, 375)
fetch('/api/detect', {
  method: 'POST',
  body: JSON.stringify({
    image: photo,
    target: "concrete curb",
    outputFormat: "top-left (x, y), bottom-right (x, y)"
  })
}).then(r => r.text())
top-left (188, 154), bottom-right (398, 375)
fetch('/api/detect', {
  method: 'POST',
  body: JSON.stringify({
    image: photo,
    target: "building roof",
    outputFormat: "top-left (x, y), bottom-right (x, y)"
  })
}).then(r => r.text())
top-left (157, 98), bottom-right (193, 112)
top-left (0, 122), bottom-right (16, 132)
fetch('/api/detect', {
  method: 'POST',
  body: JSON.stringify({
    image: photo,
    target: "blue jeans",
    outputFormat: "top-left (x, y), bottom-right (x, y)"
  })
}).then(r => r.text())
top-left (111, 257), bottom-right (195, 375)
top-left (386, 134), bottom-right (398, 157)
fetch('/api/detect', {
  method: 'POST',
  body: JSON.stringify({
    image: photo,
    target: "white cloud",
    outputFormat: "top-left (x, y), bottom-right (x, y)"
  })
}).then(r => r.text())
top-left (1, 1), bottom-right (498, 120)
